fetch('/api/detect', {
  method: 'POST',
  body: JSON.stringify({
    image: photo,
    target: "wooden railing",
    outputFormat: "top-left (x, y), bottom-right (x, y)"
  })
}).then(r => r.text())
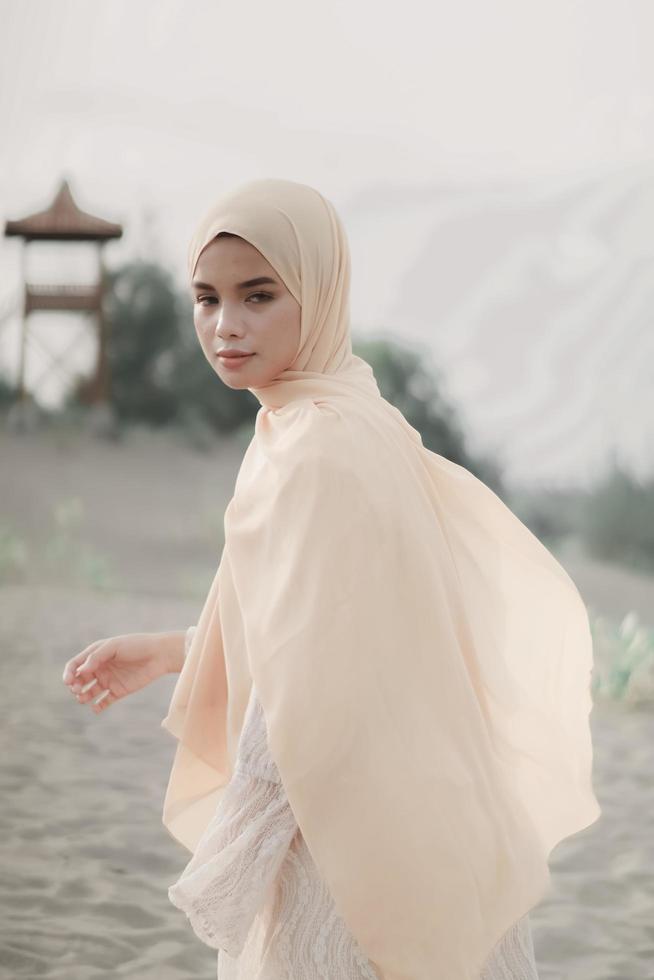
top-left (25, 282), bottom-right (102, 313)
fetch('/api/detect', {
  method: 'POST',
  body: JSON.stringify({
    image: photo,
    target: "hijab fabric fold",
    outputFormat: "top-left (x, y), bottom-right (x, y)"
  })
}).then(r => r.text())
top-left (161, 177), bottom-right (601, 980)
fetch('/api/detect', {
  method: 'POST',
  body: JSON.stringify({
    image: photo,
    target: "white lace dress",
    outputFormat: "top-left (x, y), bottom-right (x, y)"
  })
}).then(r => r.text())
top-left (168, 627), bottom-right (541, 980)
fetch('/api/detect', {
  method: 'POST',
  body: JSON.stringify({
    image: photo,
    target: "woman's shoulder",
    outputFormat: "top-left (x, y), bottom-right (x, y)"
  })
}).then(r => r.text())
top-left (253, 399), bottom-right (365, 480)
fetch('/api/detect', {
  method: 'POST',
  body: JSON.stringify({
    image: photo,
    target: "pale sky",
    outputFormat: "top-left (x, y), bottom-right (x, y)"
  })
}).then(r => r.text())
top-left (1, 0), bottom-right (653, 487)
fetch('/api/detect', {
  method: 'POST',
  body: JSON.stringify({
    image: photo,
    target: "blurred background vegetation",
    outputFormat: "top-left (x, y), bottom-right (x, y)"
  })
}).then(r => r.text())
top-left (2, 257), bottom-right (653, 580)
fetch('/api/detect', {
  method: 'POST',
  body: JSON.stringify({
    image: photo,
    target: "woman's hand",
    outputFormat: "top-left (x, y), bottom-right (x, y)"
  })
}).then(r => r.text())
top-left (62, 630), bottom-right (186, 715)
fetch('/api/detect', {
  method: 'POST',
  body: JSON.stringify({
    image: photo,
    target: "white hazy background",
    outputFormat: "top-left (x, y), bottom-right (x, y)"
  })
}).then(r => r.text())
top-left (1, 0), bottom-right (653, 489)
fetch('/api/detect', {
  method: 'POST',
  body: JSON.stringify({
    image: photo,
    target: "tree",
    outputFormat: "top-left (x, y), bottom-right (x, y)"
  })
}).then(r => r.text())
top-left (353, 336), bottom-right (505, 494)
top-left (74, 260), bottom-right (183, 426)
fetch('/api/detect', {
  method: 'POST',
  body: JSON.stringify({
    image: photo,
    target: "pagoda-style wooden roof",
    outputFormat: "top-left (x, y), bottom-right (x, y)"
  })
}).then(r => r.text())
top-left (4, 179), bottom-right (123, 241)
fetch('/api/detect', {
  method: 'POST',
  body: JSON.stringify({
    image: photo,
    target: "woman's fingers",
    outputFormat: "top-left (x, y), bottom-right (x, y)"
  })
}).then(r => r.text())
top-left (90, 688), bottom-right (115, 714)
top-left (74, 663), bottom-right (115, 705)
top-left (72, 644), bottom-right (115, 690)
top-left (62, 641), bottom-right (103, 689)
top-left (72, 678), bottom-right (116, 711)
top-left (74, 677), bottom-right (100, 704)
top-left (74, 681), bottom-right (116, 711)
top-left (63, 640), bottom-right (119, 714)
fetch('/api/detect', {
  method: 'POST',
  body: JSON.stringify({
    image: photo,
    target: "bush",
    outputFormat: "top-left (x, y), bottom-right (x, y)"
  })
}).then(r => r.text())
top-left (579, 458), bottom-right (654, 573)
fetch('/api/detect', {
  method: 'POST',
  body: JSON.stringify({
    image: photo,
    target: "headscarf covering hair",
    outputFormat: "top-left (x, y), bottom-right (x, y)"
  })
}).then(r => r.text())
top-left (161, 177), bottom-right (600, 980)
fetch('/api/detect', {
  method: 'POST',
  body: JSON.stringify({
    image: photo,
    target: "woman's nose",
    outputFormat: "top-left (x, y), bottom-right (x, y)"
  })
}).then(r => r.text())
top-left (215, 306), bottom-right (244, 338)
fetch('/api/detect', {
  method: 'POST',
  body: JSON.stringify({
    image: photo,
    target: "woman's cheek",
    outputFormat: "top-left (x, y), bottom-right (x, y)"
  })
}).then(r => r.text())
top-left (194, 316), bottom-right (211, 346)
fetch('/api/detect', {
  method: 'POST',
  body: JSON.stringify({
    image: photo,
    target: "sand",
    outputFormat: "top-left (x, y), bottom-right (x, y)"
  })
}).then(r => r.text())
top-left (1, 425), bottom-right (652, 979)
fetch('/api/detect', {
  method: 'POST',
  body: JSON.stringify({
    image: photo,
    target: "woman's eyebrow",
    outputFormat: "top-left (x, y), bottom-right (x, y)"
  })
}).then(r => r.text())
top-left (191, 276), bottom-right (279, 290)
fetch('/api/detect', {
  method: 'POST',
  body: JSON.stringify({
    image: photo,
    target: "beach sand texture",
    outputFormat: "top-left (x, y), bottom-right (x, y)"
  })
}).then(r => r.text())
top-left (1, 426), bottom-right (652, 979)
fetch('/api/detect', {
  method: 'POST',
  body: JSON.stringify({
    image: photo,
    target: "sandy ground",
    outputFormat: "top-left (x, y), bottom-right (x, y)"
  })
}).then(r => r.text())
top-left (1, 425), bottom-right (653, 979)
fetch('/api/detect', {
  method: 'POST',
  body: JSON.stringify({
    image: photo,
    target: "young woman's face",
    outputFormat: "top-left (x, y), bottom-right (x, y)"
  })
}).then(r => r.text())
top-left (191, 234), bottom-right (301, 391)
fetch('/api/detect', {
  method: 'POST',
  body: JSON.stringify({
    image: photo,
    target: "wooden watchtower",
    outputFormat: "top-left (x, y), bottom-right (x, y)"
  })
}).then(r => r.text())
top-left (4, 178), bottom-right (123, 418)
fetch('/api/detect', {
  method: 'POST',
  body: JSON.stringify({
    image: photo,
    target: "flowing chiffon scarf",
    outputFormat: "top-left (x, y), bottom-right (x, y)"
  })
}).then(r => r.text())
top-left (160, 178), bottom-right (601, 980)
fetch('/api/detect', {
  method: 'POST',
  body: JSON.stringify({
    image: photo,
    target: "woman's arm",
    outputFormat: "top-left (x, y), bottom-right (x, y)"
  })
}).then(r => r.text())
top-left (62, 628), bottom-right (192, 714)
top-left (164, 625), bottom-right (196, 674)
top-left (161, 629), bottom-right (192, 675)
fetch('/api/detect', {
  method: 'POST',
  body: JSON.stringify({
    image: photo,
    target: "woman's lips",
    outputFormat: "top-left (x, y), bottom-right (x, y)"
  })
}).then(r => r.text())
top-left (217, 353), bottom-right (255, 368)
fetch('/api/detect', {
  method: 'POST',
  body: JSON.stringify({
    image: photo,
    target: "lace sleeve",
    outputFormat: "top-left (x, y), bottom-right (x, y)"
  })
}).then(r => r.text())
top-left (481, 913), bottom-right (539, 980)
top-left (167, 683), bottom-right (298, 956)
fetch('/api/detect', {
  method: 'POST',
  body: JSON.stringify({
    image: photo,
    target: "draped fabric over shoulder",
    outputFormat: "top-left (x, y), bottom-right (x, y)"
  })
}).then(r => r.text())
top-left (160, 178), bottom-right (601, 980)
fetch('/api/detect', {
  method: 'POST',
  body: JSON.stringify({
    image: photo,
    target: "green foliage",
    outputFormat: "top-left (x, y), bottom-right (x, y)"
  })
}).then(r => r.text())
top-left (508, 487), bottom-right (586, 548)
top-left (579, 458), bottom-right (654, 573)
top-left (0, 372), bottom-right (16, 407)
top-left (590, 609), bottom-right (654, 703)
top-left (98, 260), bottom-right (181, 425)
top-left (43, 496), bottom-right (117, 589)
top-left (353, 336), bottom-right (505, 493)
top-left (0, 499), bottom-right (116, 589)
top-left (0, 522), bottom-right (29, 582)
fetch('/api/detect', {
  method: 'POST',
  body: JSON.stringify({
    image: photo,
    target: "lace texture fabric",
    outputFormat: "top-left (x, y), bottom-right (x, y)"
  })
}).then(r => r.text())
top-left (168, 627), bottom-right (540, 980)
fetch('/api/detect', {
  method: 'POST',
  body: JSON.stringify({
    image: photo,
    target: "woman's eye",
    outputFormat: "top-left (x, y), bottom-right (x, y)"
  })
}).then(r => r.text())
top-left (195, 292), bottom-right (272, 306)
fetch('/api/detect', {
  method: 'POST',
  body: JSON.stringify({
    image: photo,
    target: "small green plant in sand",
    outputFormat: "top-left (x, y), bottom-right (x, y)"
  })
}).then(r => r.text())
top-left (0, 523), bottom-right (30, 582)
top-left (43, 496), bottom-right (118, 590)
top-left (589, 608), bottom-right (654, 705)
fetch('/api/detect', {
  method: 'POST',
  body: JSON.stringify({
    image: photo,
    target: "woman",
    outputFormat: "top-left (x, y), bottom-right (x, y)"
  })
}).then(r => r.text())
top-left (63, 178), bottom-right (601, 980)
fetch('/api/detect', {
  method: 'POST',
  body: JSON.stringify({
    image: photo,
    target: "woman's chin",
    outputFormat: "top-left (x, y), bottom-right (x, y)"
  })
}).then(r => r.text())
top-left (215, 359), bottom-right (258, 389)
top-left (216, 361), bottom-right (282, 391)
top-left (219, 374), bottom-right (251, 390)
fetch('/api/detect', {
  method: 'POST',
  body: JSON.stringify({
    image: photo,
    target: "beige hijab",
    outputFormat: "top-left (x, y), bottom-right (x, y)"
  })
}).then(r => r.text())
top-left (161, 177), bottom-right (600, 980)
